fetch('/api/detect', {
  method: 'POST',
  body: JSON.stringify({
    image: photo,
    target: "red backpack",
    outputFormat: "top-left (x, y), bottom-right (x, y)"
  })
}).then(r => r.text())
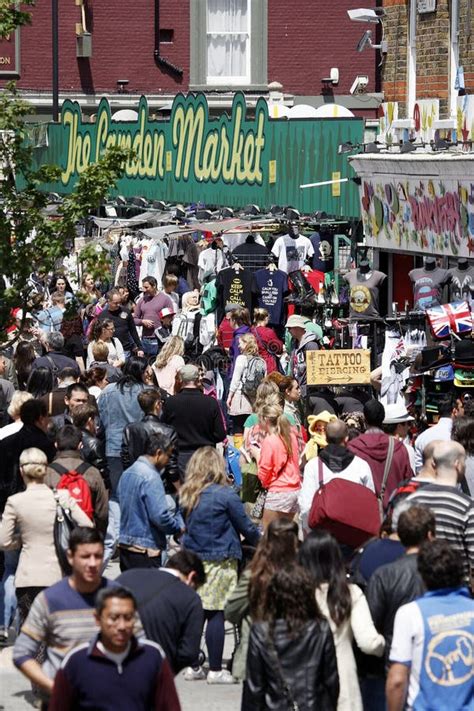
top-left (51, 462), bottom-right (94, 520)
top-left (308, 459), bottom-right (381, 548)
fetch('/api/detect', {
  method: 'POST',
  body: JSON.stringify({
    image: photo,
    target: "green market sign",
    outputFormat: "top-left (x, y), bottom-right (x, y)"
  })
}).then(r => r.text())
top-left (34, 92), bottom-right (363, 217)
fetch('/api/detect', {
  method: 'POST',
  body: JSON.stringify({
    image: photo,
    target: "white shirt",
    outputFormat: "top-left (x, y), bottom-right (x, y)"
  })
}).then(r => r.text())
top-left (299, 453), bottom-right (375, 531)
top-left (198, 247), bottom-right (227, 280)
top-left (271, 234), bottom-right (314, 273)
top-left (414, 417), bottom-right (452, 472)
top-left (389, 601), bottom-right (425, 709)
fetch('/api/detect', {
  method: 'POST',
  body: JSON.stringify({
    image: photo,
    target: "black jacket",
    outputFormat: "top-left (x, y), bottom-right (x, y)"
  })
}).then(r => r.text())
top-left (0, 424), bottom-right (56, 511)
top-left (121, 415), bottom-right (180, 491)
top-left (81, 428), bottom-right (110, 490)
top-left (116, 568), bottom-right (203, 675)
top-left (244, 619), bottom-right (339, 711)
top-left (98, 306), bottom-right (141, 353)
top-left (162, 388), bottom-right (226, 451)
top-left (366, 553), bottom-right (425, 669)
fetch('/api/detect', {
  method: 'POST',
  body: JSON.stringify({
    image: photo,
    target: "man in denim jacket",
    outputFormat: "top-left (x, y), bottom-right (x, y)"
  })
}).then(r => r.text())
top-left (118, 432), bottom-right (184, 571)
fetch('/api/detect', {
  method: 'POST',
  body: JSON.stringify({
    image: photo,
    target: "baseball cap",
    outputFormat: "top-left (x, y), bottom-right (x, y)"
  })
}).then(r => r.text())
top-left (285, 315), bottom-right (308, 329)
top-left (159, 307), bottom-right (175, 319)
top-left (454, 368), bottom-right (474, 387)
top-left (432, 365), bottom-right (454, 382)
top-left (225, 303), bottom-right (241, 314)
top-left (178, 364), bottom-right (200, 383)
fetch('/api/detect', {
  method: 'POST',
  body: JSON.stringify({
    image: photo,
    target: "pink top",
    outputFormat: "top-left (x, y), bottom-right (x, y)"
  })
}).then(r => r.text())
top-left (258, 432), bottom-right (301, 492)
top-left (153, 354), bottom-right (185, 395)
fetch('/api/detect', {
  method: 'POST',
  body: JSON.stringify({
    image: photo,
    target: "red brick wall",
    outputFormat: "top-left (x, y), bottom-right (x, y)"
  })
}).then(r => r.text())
top-left (4, 0), bottom-right (377, 98)
top-left (268, 0), bottom-right (378, 95)
top-left (6, 0), bottom-right (189, 94)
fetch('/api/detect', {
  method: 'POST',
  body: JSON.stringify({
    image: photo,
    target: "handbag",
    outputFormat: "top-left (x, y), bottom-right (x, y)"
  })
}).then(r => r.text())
top-left (308, 459), bottom-right (381, 548)
top-left (53, 489), bottom-right (75, 575)
top-left (241, 459), bottom-right (261, 503)
top-left (251, 453), bottom-right (289, 519)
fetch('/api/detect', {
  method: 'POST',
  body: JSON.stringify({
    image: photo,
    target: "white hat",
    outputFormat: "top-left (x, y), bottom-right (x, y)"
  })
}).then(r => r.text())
top-left (383, 402), bottom-right (414, 424)
top-left (285, 315), bottom-right (307, 329)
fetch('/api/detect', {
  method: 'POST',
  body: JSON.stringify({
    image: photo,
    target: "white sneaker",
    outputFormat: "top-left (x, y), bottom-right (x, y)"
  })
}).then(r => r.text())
top-left (207, 669), bottom-right (236, 684)
top-left (183, 666), bottom-right (206, 681)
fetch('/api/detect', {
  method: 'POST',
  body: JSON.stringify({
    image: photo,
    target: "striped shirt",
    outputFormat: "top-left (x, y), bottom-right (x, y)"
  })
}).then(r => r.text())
top-left (13, 577), bottom-right (115, 683)
top-left (406, 484), bottom-right (474, 580)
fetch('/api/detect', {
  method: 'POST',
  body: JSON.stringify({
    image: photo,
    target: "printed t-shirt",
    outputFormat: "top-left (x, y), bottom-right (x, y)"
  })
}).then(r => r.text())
top-left (344, 270), bottom-right (386, 320)
top-left (254, 268), bottom-right (288, 325)
top-left (409, 267), bottom-right (450, 311)
top-left (271, 234), bottom-right (314, 273)
top-left (448, 266), bottom-right (474, 301)
top-left (310, 231), bottom-right (335, 272)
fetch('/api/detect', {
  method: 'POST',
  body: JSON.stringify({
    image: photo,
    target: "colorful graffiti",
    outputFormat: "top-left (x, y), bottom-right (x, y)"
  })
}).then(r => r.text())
top-left (457, 95), bottom-right (474, 145)
top-left (360, 176), bottom-right (474, 257)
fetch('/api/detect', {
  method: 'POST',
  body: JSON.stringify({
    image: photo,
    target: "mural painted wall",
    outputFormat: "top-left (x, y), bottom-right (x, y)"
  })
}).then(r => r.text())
top-left (355, 169), bottom-right (474, 257)
top-left (30, 93), bottom-right (363, 218)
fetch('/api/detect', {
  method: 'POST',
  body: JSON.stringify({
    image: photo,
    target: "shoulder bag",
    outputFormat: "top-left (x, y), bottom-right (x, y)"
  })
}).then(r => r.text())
top-left (378, 436), bottom-right (395, 518)
top-left (53, 489), bottom-right (76, 575)
top-left (251, 452), bottom-right (289, 520)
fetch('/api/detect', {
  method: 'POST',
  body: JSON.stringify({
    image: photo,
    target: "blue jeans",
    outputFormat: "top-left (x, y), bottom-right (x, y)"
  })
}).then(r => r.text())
top-left (103, 456), bottom-right (123, 567)
top-left (141, 337), bottom-right (159, 358)
top-left (0, 550), bottom-right (19, 629)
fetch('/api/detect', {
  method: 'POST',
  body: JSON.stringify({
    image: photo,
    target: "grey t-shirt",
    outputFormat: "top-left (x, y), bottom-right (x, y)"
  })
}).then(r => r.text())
top-left (344, 270), bottom-right (386, 320)
top-left (448, 266), bottom-right (474, 301)
top-left (409, 267), bottom-right (450, 311)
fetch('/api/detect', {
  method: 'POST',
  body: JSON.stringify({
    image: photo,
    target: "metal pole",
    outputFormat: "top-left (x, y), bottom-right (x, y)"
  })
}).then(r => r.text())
top-left (52, 0), bottom-right (59, 121)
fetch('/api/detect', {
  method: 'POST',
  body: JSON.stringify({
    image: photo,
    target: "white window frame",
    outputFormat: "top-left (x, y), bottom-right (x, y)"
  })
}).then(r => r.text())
top-left (449, 0), bottom-right (460, 118)
top-left (407, 0), bottom-right (417, 118)
top-left (206, 0), bottom-right (251, 86)
top-left (190, 0), bottom-right (267, 91)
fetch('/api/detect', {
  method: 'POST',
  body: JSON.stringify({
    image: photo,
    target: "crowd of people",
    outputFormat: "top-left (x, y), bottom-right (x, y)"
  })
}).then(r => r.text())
top-left (0, 266), bottom-right (472, 711)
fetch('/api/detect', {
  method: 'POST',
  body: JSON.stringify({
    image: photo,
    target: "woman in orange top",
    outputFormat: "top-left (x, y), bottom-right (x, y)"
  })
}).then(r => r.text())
top-left (250, 403), bottom-right (301, 529)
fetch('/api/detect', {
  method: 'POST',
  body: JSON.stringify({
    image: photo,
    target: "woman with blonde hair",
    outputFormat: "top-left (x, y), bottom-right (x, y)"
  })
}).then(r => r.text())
top-left (0, 448), bottom-right (92, 626)
top-left (250, 403), bottom-right (301, 529)
top-left (152, 335), bottom-right (185, 395)
top-left (181, 446), bottom-right (260, 684)
top-left (227, 333), bottom-right (266, 450)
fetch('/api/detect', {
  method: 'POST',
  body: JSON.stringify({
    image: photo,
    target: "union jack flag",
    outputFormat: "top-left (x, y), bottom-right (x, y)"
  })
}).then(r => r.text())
top-left (426, 301), bottom-right (473, 340)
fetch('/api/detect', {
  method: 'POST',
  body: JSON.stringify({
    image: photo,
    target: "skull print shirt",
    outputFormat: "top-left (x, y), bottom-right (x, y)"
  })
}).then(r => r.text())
top-left (344, 269), bottom-right (386, 320)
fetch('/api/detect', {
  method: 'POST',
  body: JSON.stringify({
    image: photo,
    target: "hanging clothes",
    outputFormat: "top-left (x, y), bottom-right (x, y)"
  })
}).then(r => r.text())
top-left (127, 249), bottom-right (140, 300)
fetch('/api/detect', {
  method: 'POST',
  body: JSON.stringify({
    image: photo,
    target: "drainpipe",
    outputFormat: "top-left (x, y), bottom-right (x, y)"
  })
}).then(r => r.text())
top-left (154, 0), bottom-right (183, 78)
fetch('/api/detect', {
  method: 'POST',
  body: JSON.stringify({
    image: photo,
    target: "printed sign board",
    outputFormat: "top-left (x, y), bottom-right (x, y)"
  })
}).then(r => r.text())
top-left (307, 349), bottom-right (371, 386)
top-left (29, 92), bottom-right (363, 217)
top-left (0, 28), bottom-right (20, 77)
top-left (417, 0), bottom-right (436, 13)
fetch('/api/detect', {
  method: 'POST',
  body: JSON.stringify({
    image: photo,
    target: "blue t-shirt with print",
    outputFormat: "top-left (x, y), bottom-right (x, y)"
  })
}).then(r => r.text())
top-left (254, 268), bottom-right (288, 325)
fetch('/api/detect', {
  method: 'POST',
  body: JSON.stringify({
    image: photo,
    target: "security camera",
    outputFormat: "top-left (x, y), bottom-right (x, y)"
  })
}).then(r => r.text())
top-left (350, 75), bottom-right (369, 95)
top-left (357, 30), bottom-right (373, 52)
top-left (347, 8), bottom-right (386, 23)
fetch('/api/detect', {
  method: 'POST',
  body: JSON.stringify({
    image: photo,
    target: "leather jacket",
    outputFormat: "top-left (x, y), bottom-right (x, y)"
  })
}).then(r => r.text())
top-left (121, 415), bottom-right (180, 493)
top-left (81, 428), bottom-right (110, 490)
top-left (244, 619), bottom-right (339, 711)
top-left (366, 553), bottom-right (425, 670)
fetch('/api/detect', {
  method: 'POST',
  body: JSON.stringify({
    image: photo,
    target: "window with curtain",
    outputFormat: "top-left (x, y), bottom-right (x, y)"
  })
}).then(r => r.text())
top-left (206, 0), bottom-right (250, 84)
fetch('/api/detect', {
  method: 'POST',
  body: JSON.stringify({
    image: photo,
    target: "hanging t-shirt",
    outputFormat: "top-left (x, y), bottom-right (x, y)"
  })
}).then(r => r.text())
top-left (344, 270), bottom-right (386, 320)
top-left (216, 268), bottom-right (258, 321)
top-left (254, 268), bottom-right (288, 325)
top-left (231, 241), bottom-right (269, 272)
top-left (271, 234), bottom-right (314, 273)
top-left (310, 231), bottom-right (335, 272)
top-left (448, 266), bottom-right (474, 301)
top-left (409, 267), bottom-right (450, 311)
top-left (198, 247), bottom-right (227, 280)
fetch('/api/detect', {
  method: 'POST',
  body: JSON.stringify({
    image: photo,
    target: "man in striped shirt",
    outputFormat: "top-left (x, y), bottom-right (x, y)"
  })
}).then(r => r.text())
top-left (405, 440), bottom-right (474, 589)
top-left (13, 528), bottom-right (115, 708)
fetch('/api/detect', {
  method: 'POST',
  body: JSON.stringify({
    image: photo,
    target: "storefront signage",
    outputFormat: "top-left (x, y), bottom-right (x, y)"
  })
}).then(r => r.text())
top-left (30, 93), bottom-right (363, 217)
top-left (0, 28), bottom-right (20, 77)
top-left (306, 349), bottom-right (371, 385)
top-left (351, 155), bottom-right (474, 257)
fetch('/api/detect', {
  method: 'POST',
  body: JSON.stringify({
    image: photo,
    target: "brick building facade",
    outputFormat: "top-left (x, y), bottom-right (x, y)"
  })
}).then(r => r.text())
top-left (0, 0), bottom-right (380, 118)
top-left (382, 0), bottom-right (474, 125)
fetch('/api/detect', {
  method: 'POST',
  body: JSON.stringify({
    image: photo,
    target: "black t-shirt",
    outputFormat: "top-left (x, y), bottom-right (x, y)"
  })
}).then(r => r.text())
top-left (310, 231), bottom-right (335, 272)
top-left (215, 267), bottom-right (258, 321)
top-left (231, 241), bottom-right (269, 272)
